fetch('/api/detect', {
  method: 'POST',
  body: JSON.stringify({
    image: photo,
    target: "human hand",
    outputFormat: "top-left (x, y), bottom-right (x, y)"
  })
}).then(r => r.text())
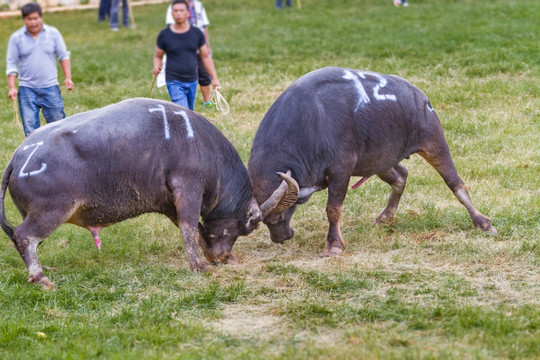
top-left (152, 67), bottom-right (162, 78)
top-left (65, 78), bottom-right (74, 90)
top-left (8, 88), bottom-right (17, 101)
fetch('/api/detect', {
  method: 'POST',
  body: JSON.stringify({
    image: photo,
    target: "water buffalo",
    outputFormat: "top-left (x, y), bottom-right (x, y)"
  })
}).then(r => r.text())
top-left (248, 67), bottom-right (497, 256)
top-left (0, 98), bottom-right (287, 289)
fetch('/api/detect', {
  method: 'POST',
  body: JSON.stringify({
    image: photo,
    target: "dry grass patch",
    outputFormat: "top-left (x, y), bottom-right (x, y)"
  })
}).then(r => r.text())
top-left (210, 304), bottom-right (285, 338)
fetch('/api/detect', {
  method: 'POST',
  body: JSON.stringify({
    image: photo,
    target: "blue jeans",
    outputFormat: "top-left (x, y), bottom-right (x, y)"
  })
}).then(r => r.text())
top-left (166, 80), bottom-right (198, 110)
top-left (110, 0), bottom-right (129, 28)
top-left (18, 85), bottom-right (65, 136)
top-left (275, 0), bottom-right (293, 8)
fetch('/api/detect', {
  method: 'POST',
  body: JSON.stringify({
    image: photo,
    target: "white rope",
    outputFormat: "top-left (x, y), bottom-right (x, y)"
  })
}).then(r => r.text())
top-left (211, 88), bottom-right (230, 115)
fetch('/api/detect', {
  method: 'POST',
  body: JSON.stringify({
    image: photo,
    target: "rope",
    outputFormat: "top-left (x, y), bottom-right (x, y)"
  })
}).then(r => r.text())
top-left (211, 88), bottom-right (230, 115)
top-left (12, 99), bottom-right (22, 128)
top-left (126, 0), bottom-right (136, 29)
top-left (148, 74), bottom-right (157, 97)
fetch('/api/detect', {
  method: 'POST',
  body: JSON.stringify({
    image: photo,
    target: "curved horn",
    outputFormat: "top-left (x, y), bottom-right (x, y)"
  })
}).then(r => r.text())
top-left (259, 170), bottom-right (299, 217)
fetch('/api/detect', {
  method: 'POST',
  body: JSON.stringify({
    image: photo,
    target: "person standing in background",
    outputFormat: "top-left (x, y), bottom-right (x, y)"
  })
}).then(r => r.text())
top-left (6, 2), bottom-right (74, 136)
top-left (153, 0), bottom-right (220, 110)
top-left (275, 0), bottom-right (293, 9)
top-left (164, 0), bottom-right (214, 108)
top-left (98, 0), bottom-right (111, 22)
top-left (394, 0), bottom-right (409, 7)
top-left (110, 0), bottom-right (129, 31)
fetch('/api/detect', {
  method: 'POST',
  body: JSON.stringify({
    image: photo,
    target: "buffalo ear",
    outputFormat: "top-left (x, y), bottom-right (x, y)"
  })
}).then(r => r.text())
top-left (241, 201), bottom-right (263, 235)
top-left (249, 212), bottom-right (263, 225)
top-left (239, 219), bottom-right (260, 236)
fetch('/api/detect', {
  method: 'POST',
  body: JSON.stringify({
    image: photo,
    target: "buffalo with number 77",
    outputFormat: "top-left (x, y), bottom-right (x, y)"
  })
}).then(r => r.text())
top-left (0, 98), bottom-right (294, 289)
top-left (248, 67), bottom-right (497, 256)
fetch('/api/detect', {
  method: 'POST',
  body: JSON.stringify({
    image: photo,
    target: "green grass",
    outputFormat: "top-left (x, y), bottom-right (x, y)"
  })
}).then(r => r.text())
top-left (1, 0), bottom-right (539, 358)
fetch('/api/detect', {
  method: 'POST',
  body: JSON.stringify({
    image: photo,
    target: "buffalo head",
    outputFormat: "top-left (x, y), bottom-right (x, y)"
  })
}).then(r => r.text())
top-left (197, 172), bottom-right (303, 262)
top-left (198, 198), bottom-right (263, 264)
top-left (257, 171), bottom-right (306, 244)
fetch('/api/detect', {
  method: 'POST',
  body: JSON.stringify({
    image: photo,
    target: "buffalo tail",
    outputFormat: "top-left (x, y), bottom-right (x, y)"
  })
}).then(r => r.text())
top-left (0, 162), bottom-right (16, 242)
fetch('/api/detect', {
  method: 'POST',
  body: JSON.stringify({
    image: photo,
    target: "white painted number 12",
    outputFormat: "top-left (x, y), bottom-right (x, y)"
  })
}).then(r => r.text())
top-left (343, 70), bottom-right (397, 111)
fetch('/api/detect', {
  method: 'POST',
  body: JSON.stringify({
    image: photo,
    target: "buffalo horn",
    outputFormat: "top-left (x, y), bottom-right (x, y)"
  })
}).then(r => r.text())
top-left (259, 171), bottom-right (299, 217)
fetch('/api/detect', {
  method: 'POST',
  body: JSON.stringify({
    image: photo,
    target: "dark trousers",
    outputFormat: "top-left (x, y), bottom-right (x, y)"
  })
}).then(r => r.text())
top-left (98, 0), bottom-right (111, 21)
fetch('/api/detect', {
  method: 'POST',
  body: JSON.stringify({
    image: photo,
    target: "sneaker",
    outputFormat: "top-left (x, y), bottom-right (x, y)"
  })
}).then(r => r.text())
top-left (110, 27), bottom-right (119, 31)
top-left (402, 1), bottom-right (409, 6)
top-left (394, 0), bottom-right (400, 6)
top-left (203, 101), bottom-right (215, 109)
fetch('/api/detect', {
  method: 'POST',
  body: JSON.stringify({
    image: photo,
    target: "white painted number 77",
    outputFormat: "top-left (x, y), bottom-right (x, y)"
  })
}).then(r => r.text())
top-left (149, 105), bottom-right (195, 139)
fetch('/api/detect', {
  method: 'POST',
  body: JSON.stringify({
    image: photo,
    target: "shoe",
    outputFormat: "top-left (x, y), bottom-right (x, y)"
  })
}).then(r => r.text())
top-left (394, 0), bottom-right (400, 6)
top-left (203, 101), bottom-right (215, 109)
top-left (402, 1), bottom-right (409, 6)
top-left (110, 27), bottom-right (119, 31)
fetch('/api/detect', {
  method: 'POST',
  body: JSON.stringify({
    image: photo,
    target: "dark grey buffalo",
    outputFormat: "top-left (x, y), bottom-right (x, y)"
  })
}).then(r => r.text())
top-left (0, 98), bottom-right (287, 289)
top-left (248, 67), bottom-right (497, 256)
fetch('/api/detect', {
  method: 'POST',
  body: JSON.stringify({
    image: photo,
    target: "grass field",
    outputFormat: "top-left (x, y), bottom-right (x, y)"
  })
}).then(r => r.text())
top-left (1, 0), bottom-right (539, 358)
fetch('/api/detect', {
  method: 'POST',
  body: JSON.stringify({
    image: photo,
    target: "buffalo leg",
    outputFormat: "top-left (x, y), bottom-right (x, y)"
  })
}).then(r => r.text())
top-left (321, 177), bottom-right (349, 257)
top-left (419, 144), bottom-right (497, 234)
top-left (171, 188), bottom-right (210, 272)
top-left (375, 164), bottom-right (408, 225)
top-left (13, 218), bottom-right (56, 289)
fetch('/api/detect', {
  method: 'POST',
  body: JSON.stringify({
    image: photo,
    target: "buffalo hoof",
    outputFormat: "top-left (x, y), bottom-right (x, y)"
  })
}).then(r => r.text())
top-left (39, 277), bottom-right (55, 290)
top-left (29, 274), bottom-right (55, 290)
top-left (375, 212), bottom-right (394, 225)
top-left (480, 224), bottom-right (498, 236)
top-left (190, 260), bottom-right (212, 273)
top-left (320, 246), bottom-right (343, 257)
top-left (473, 215), bottom-right (497, 235)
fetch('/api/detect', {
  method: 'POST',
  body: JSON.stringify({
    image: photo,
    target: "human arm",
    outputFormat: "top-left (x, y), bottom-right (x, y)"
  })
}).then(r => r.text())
top-left (6, 34), bottom-right (19, 100)
top-left (153, 47), bottom-right (165, 77)
top-left (60, 59), bottom-right (74, 90)
top-left (53, 29), bottom-right (73, 90)
top-left (7, 74), bottom-right (17, 101)
top-left (199, 44), bottom-right (220, 90)
top-left (203, 27), bottom-right (211, 55)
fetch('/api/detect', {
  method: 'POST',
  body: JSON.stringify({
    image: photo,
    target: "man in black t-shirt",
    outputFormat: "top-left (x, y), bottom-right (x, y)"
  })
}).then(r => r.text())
top-left (153, 0), bottom-right (220, 110)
